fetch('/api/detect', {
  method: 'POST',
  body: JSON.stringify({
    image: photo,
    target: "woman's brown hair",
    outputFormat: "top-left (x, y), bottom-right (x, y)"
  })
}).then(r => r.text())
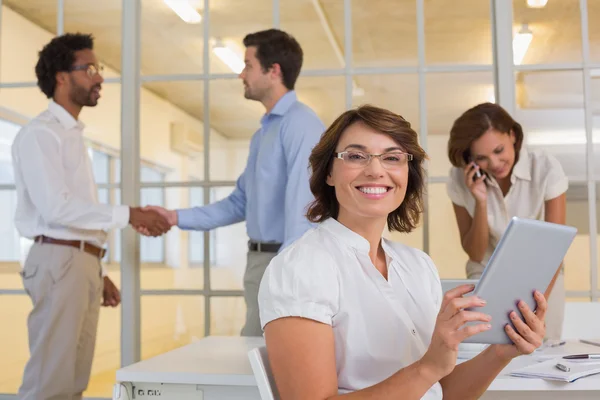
top-left (447, 102), bottom-right (524, 168)
top-left (306, 105), bottom-right (427, 233)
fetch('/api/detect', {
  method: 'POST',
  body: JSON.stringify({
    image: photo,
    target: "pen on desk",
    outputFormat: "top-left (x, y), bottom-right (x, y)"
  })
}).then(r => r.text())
top-left (580, 339), bottom-right (600, 348)
top-left (549, 340), bottom-right (566, 348)
top-left (555, 363), bottom-right (571, 372)
top-left (563, 354), bottom-right (600, 360)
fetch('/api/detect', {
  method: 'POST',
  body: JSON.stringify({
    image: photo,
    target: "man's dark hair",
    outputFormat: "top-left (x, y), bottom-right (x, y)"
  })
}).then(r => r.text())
top-left (243, 29), bottom-right (303, 90)
top-left (35, 33), bottom-right (94, 98)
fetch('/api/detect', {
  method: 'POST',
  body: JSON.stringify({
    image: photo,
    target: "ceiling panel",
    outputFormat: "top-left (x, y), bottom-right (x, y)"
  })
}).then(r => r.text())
top-left (351, 0), bottom-right (418, 67)
top-left (281, 0), bottom-right (343, 70)
top-left (3, 0), bottom-right (599, 140)
top-left (513, 0), bottom-right (583, 65)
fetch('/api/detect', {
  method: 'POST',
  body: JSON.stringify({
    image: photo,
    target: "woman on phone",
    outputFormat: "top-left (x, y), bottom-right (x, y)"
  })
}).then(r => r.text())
top-left (258, 105), bottom-right (547, 399)
top-left (446, 102), bottom-right (568, 340)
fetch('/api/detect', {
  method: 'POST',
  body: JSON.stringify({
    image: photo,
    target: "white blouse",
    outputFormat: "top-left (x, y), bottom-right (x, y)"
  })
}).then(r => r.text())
top-left (258, 218), bottom-right (443, 399)
top-left (446, 148), bottom-right (569, 278)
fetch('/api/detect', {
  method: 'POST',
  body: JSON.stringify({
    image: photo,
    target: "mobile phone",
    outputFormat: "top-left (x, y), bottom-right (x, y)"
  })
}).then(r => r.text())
top-left (468, 156), bottom-right (483, 181)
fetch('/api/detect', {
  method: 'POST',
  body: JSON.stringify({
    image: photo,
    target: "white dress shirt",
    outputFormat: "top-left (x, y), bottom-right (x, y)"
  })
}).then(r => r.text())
top-left (446, 148), bottom-right (568, 278)
top-left (11, 101), bottom-right (129, 251)
top-left (259, 218), bottom-right (443, 399)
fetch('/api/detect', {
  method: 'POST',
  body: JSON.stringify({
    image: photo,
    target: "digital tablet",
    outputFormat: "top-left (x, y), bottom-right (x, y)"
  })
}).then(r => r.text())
top-left (463, 217), bottom-right (577, 344)
top-left (441, 279), bottom-right (479, 294)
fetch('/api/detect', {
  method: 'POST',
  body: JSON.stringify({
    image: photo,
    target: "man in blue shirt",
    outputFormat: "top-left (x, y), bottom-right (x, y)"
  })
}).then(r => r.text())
top-left (145, 29), bottom-right (325, 336)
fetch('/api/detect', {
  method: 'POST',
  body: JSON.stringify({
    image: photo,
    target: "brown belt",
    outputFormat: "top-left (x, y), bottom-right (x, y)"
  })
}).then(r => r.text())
top-left (34, 235), bottom-right (106, 259)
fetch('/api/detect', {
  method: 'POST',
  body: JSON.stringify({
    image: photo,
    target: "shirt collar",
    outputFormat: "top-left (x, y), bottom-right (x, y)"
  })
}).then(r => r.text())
top-left (321, 218), bottom-right (372, 253)
top-left (261, 90), bottom-right (297, 123)
top-left (48, 100), bottom-right (85, 131)
top-left (511, 147), bottom-right (531, 182)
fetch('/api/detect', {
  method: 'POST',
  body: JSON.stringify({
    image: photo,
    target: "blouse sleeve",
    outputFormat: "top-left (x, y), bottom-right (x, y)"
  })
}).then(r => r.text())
top-left (446, 166), bottom-right (468, 208)
top-left (258, 243), bottom-right (340, 329)
top-left (543, 153), bottom-right (569, 201)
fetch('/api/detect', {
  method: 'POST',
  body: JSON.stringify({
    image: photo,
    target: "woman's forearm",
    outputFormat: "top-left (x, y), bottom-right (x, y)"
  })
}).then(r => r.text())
top-left (439, 346), bottom-right (510, 400)
top-left (545, 262), bottom-right (563, 297)
top-left (326, 360), bottom-right (440, 400)
top-left (462, 200), bottom-right (490, 262)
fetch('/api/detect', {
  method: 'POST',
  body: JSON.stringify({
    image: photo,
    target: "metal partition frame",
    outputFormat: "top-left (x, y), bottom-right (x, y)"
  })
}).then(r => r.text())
top-left (0, 2), bottom-right (598, 397)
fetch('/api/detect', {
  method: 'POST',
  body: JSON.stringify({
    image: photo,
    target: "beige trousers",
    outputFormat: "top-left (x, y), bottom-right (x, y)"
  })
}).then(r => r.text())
top-left (241, 250), bottom-right (276, 337)
top-left (18, 243), bottom-right (103, 400)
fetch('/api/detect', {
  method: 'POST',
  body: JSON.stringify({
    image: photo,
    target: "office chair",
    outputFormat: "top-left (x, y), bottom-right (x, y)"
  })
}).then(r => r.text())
top-left (248, 346), bottom-right (280, 400)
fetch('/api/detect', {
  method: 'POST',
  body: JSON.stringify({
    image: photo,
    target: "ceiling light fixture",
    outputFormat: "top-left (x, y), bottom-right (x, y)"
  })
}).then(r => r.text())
top-left (513, 24), bottom-right (533, 65)
top-left (213, 40), bottom-right (245, 74)
top-left (487, 86), bottom-right (496, 103)
top-left (527, 0), bottom-right (548, 8)
top-left (352, 83), bottom-right (365, 97)
top-left (164, 0), bottom-right (202, 24)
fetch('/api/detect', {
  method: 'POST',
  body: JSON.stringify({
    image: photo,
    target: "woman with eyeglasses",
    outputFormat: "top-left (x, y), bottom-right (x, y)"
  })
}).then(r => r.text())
top-left (258, 105), bottom-right (547, 399)
top-left (446, 103), bottom-right (568, 340)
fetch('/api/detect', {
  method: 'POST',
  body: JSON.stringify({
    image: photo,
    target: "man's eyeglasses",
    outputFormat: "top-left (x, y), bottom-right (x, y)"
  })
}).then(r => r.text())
top-left (69, 64), bottom-right (104, 78)
top-left (335, 150), bottom-right (413, 170)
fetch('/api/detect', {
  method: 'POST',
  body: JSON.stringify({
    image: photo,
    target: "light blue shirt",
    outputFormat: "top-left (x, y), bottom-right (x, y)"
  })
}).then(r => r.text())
top-left (177, 91), bottom-right (325, 250)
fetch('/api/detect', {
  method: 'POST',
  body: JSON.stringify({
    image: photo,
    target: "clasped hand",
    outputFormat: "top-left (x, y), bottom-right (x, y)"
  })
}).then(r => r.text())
top-left (129, 206), bottom-right (172, 237)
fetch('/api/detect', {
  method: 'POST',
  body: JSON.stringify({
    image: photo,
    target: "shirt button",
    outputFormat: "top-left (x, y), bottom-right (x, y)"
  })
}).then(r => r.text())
top-left (411, 329), bottom-right (416, 335)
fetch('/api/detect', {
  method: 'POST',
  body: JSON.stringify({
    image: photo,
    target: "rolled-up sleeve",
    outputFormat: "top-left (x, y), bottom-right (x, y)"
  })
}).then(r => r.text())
top-left (258, 243), bottom-right (339, 329)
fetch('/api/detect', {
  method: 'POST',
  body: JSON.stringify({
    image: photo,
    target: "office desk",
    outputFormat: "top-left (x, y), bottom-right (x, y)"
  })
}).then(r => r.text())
top-left (482, 340), bottom-right (600, 399)
top-left (113, 337), bottom-right (600, 400)
top-left (114, 336), bottom-right (263, 400)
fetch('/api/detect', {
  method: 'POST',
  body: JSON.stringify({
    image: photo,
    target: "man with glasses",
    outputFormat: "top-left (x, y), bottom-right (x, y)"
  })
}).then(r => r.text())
top-left (143, 29), bottom-right (325, 337)
top-left (12, 33), bottom-right (169, 400)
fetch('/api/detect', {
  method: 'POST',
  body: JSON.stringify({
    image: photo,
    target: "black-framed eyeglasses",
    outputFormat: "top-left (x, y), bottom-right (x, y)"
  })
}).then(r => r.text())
top-left (69, 64), bottom-right (104, 78)
top-left (334, 150), bottom-right (413, 169)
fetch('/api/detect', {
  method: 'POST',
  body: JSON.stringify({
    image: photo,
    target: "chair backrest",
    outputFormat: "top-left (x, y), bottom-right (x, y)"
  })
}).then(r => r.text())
top-left (248, 346), bottom-right (280, 400)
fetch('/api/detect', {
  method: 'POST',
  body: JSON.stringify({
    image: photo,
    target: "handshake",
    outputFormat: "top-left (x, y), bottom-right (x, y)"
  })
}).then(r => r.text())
top-left (128, 206), bottom-right (178, 237)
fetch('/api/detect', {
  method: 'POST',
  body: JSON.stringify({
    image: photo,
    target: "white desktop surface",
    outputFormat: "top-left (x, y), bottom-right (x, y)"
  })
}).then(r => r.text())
top-left (115, 336), bottom-right (600, 399)
top-left (488, 341), bottom-right (600, 391)
top-left (116, 336), bottom-right (264, 386)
